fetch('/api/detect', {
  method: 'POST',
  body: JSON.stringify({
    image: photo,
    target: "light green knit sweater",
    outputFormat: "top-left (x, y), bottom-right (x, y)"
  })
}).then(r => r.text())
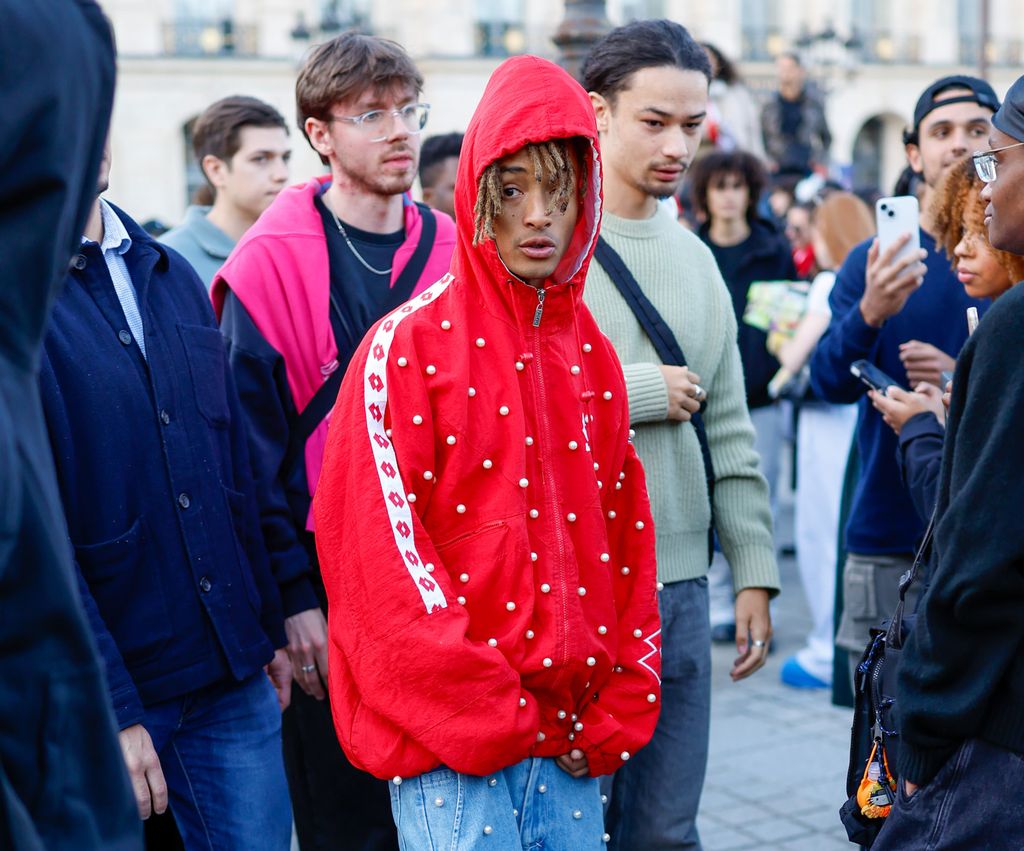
top-left (585, 209), bottom-right (780, 592)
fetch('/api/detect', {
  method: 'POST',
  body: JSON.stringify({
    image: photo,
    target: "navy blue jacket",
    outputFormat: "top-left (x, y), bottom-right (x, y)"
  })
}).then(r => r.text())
top-left (810, 229), bottom-right (986, 554)
top-left (0, 2), bottom-right (141, 848)
top-left (898, 412), bottom-right (945, 525)
top-left (40, 206), bottom-right (286, 730)
top-left (699, 219), bottom-right (798, 409)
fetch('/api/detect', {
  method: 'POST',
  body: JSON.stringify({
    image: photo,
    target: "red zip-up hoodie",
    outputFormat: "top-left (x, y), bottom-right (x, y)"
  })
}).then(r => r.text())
top-left (314, 55), bottom-right (661, 781)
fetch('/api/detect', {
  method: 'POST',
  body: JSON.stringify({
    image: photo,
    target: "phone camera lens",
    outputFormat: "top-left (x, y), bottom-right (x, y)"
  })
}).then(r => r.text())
top-left (881, 203), bottom-right (888, 211)
top-left (888, 210), bottom-right (895, 217)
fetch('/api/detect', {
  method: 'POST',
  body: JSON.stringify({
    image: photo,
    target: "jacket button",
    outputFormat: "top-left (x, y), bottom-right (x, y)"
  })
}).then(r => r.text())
top-left (159, 410), bottom-right (171, 425)
top-left (177, 492), bottom-right (191, 509)
top-left (72, 254), bottom-right (87, 270)
top-left (199, 576), bottom-right (212, 593)
top-left (118, 330), bottom-right (132, 346)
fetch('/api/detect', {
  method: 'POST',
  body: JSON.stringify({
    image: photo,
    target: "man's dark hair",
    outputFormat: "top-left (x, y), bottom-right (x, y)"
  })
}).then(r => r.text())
top-left (689, 149), bottom-right (766, 223)
top-left (581, 19), bottom-right (711, 104)
top-left (419, 132), bottom-right (464, 189)
top-left (296, 32), bottom-right (423, 163)
top-left (192, 95), bottom-right (288, 186)
top-left (702, 42), bottom-right (739, 86)
top-left (778, 51), bottom-right (802, 66)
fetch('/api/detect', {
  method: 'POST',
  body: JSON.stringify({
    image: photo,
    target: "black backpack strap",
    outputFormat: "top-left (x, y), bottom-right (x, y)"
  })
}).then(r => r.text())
top-left (281, 203), bottom-right (439, 481)
top-left (593, 236), bottom-right (717, 563)
top-left (886, 510), bottom-right (937, 648)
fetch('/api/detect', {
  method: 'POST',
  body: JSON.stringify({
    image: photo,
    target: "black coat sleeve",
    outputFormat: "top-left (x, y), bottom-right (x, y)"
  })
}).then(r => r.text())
top-left (220, 292), bottom-right (320, 618)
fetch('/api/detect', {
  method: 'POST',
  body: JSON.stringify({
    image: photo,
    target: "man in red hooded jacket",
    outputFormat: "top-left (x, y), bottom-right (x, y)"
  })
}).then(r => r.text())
top-left (314, 55), bottom-right (662, 849)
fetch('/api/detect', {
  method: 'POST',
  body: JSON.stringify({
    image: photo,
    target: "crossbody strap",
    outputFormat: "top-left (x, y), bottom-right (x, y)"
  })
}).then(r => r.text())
top-left (281, 203), bottom-right (439, 481)
top-left (886, 510), bottom-right (937, 647)
top-left (593, 236), bottom-right (716, 563)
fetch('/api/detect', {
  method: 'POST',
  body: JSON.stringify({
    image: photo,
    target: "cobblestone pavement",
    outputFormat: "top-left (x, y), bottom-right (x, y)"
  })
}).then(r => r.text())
top-left (699, 548), bottom-right (854, 850)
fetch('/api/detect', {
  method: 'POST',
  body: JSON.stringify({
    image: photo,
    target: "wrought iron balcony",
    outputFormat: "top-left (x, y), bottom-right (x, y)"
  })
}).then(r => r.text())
top-left (161, 19), bottom-right (259, 57)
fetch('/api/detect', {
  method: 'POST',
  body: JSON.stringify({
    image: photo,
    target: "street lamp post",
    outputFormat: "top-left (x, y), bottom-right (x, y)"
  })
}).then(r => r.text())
top-left (552, 0), bottom-right (611, 83)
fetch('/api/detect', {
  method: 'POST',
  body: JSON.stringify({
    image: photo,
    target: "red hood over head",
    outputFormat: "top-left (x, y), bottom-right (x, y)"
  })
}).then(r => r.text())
top-left (452, 55), bottom-right (603, 301)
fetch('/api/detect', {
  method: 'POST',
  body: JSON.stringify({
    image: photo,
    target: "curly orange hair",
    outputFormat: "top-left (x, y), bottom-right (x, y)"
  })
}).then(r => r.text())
top-left (930, 156), bottom-right (1024, 283)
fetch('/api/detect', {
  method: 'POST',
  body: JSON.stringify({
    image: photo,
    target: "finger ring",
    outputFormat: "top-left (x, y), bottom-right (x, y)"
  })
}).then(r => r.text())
top-left (301, 664), bottom-right (317, 673)
top-left (693, 385), bottom-right (706, 402)
top-left (751, 639), bottom-right (766, 648)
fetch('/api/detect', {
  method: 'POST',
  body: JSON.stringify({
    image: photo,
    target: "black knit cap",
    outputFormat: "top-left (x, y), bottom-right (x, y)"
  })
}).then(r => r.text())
top-left (993, 74), bottom-right (1024, 142)
top-left (904, 75), bottom-right (1000, 144)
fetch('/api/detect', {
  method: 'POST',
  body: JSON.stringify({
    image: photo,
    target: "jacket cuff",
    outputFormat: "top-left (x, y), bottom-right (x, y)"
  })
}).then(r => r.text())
top-left (622, 362), bottom-right (668, 424)
top-left (727, 544), bottom-right (781, 597)
top-left (280, 575), bottom-right (321, 619)
top-left (899, 412), bottom-right (944, 447)
top-left (111, 686), bottom-right (147, 731)
top-left (897, 740), bottom-right (960, 787)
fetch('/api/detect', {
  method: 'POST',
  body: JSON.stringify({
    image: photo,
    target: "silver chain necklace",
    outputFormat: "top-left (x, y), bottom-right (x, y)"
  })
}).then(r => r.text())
top-left (326, 205), bottom-right (393, 276)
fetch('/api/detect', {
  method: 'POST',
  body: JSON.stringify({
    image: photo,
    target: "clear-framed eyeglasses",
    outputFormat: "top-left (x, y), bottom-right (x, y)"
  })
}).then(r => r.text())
top-left (972, 140), bottom-right (1024, 183)
top-left (330, 103), bottom-right (430, 142)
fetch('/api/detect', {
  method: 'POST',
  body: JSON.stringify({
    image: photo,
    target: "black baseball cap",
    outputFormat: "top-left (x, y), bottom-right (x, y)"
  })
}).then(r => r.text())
top-left (904, 75), bottom-right (1000, 144)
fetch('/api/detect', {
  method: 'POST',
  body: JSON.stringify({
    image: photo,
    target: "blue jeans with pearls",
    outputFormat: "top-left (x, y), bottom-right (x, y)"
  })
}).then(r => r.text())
top-left (389, 756), bottom-right (604, 850)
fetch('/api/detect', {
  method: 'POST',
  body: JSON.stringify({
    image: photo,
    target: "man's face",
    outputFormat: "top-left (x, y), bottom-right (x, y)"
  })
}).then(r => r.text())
top-left (422, 156), bottom-right (458, 220)
top-left (776, 56), bottom-right (803, 90)
top-left (207, 125), bottom-right (291, 218)
top-left (706, 172), bottom-right (749, 225)
top-left (907, 91), bottom-right (992, 188)
top-left (96, 139), bottom-right (112, 195)
top-left (490, 145), bottom-right (580, 287)
top-left (591, 65), bottom-right (708, 203)
top-left (306, 83), bottom-right (422, 198)
top-left (981, 126), bottom-right (1024, 255)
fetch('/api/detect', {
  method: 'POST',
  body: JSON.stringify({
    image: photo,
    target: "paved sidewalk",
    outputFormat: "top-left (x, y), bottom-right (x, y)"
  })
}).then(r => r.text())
top-left (698, 549), bottom-right (854, 850)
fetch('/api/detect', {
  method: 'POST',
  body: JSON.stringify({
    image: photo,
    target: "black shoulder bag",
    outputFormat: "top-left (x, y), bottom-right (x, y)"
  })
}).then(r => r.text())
top-left (280, 203), bottom-right (438, 479)
top-left (839, 512), bottom-right (934, 847)
top-left (592, 236), bottom-right (716, 564)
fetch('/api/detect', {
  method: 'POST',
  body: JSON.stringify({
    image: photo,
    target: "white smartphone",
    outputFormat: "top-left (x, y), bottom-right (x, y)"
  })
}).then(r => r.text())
top-left (875, 196), bottom-right (921, 267)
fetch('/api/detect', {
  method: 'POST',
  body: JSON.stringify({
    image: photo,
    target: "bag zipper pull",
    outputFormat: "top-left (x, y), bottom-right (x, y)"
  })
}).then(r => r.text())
top-left (532, 288), bottom-right (546, 327)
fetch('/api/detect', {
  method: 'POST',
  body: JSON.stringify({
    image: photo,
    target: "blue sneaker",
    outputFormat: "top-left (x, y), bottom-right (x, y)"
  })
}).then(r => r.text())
top-left (780, 656), bottom-right (829, 689)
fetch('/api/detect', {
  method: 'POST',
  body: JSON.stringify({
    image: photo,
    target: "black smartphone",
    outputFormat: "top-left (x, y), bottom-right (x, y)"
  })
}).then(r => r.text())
top-left (850, 359), bottom-right (901, 395)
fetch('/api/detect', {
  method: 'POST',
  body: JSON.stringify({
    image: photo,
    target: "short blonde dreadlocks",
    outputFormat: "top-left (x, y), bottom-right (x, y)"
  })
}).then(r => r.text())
top-left (473, 139), bottom-right (587, 246)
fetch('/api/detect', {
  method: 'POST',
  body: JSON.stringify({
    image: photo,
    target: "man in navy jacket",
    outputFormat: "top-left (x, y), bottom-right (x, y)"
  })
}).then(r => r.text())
top-left (39, 149), bottom-right (293, 850)
top-left (810, 76), bottom-right (996, 681)
top-left (0, 2), bottom-right (141, 848)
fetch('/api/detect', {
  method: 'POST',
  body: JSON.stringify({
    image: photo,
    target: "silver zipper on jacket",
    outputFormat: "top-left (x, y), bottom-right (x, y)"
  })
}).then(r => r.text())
top-left (532, 288), bottom-right (546, 327)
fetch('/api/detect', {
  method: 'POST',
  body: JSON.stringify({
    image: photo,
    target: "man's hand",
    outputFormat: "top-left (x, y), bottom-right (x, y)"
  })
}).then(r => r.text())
top-left (659, 365), bottom-right (704, 423)
top-left (899, 340), bottom-right (956, 387)
top-left (265, 647), bottom-right (293, 711)
top-left (118, 724), bottom-right (167, 820)
top-left (731, 588), bottom-right (772, 681)
top-left (869, 383), bottom-right (945, 436)
top-left (555, 748), bottom-right (589, 778)
top-left (285, 607), bottom-right (329, 700)
top-left (942, 378), bottom-right (953, 412)
top-left (859, 237), bottom-right (927, 328)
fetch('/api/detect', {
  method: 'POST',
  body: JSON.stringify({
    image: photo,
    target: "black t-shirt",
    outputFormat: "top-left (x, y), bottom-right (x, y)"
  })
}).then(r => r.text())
top-left (780, 95), bottom-right (803, 137)
top-left (314, 194), bottom-right (404, 354)
top-left (710, 239), bottom-right (748, 294)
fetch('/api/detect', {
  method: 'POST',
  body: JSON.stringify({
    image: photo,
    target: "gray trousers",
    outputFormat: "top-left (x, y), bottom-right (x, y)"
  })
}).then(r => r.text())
top-left (836, 551), bottom-right (917, 688)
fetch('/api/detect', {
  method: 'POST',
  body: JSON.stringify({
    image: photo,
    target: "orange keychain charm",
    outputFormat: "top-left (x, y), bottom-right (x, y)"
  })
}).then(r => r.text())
top-left (857, 740), bottom-right (897, 818)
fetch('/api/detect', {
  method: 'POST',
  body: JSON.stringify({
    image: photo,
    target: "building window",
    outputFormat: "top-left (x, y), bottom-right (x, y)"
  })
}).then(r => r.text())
top-left (740, 0), bottom-right (782, 62)
top-left (164, 0), bottom-right (258, 56)
top-left (475, 0), bottom-right (524, 57)
top-left (958, 0), bottom-right (983, 66)
top-left (620, 0), bottom-right (666, 20)
top-left (851, 0), bottom-right (894, 62)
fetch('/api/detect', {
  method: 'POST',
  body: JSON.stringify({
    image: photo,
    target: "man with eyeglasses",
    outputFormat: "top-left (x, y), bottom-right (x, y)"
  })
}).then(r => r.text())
top-left (211, 32), bottom-right (455, 851)
top-left (810, 76), bottom-right (996, 687)
top-left (872, 74), bottom-right (1024, 849)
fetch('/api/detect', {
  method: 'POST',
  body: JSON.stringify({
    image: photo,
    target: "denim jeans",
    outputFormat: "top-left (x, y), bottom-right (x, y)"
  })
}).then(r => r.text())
top-left (143, 672), bottom-right (291, 851)
top-left (603, 577), bottom-right (711, 850)
top-left (389, 757), bottom-right (604, 851)
top-left (873, 738), bottom-right (1024, 851)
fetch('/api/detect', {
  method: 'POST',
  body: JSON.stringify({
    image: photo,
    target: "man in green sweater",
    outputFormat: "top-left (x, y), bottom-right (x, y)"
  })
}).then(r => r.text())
top-left (582, 20), bottom-right (779, 851)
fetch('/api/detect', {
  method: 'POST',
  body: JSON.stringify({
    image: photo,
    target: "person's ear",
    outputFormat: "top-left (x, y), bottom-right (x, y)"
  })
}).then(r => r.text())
top-left (590, 92), bottom-right (612, 135)
top-left (201, 154), bottom-right (229, 191)
top-left (305, 117), bottom-right (335, 161)
top-left (422, 185), bottom-right (436, 206)
top-left (905, 143), bottom-right (924, 175)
